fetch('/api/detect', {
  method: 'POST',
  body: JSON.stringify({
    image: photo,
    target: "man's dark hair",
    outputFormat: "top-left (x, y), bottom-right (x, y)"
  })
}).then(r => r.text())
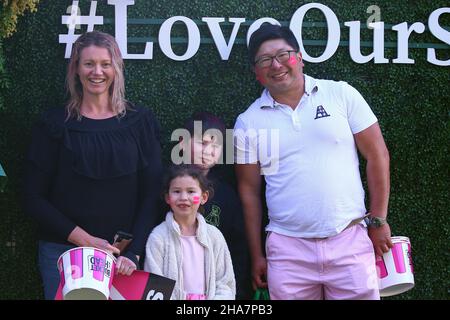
top-left (248, 23), bottom-right (300, 65)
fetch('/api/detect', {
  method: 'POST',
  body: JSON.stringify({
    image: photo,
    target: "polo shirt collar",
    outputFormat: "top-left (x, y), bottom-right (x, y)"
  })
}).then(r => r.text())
top-left (260, 74), bottom-right (319, 109)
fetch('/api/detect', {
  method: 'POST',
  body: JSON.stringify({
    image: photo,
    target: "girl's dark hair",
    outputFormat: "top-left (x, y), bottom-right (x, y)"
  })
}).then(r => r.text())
top-left (162, 164), bottom-right (214, 199)
top-left (248, 23), bottom-right (300, 65)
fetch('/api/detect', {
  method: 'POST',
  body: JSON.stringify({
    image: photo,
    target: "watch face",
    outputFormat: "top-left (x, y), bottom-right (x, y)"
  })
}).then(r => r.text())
top-left (364, 216), bottom-right (384, 227)
top-left (369, 217), bottom-right (386, 227)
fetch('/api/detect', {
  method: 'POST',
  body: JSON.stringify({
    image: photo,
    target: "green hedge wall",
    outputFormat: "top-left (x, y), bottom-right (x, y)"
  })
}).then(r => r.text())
top-left (0, 0), bottom-right (448, 299)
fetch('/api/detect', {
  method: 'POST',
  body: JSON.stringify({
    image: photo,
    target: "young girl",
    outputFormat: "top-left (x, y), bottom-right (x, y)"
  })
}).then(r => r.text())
top-left (144, 165), bottom-right (236, 300)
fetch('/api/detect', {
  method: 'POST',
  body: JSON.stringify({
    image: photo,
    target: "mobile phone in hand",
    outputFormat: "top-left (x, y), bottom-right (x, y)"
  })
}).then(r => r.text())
top-left (112, 231), bottom-right (133, 254)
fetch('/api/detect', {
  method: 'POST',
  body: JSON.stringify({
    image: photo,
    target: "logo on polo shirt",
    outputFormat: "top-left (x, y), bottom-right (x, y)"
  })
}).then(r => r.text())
top-left (314, 105), bottom-right (331, 120)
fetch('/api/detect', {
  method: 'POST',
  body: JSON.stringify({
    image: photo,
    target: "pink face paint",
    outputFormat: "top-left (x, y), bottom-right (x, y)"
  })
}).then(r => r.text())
top-left (255, 69), bottom-right (266, 85)
top-left (192, 196), bottom-right (200, 204)
top-left (288, 56), bottom-right (297, 65)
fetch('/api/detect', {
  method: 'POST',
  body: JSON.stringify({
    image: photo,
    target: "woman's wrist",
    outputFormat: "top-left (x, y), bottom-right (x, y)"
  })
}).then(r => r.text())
top-left (122, 250), bottom-right (139, 268)
top-left (67, 226), bottom-right (91, 246)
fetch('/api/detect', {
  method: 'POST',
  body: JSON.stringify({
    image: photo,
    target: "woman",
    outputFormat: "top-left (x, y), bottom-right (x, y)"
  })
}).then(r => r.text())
top-left (23, 31), bottom-right (162, 299)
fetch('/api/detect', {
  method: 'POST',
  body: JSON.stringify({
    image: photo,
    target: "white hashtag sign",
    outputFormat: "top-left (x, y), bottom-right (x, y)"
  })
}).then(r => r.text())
top-left (59, 0), bottom-right (104, 58)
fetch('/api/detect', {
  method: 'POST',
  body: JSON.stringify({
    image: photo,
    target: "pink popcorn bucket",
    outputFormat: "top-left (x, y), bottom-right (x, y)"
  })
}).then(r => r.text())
top-left (376, 236), bottom-right (414, 297)
top-left (57, 247), bottom-right (116, 300)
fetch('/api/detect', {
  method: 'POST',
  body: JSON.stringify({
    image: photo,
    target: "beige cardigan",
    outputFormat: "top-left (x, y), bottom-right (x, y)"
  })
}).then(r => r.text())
top-left (144, 212), bottom-right (236, 300)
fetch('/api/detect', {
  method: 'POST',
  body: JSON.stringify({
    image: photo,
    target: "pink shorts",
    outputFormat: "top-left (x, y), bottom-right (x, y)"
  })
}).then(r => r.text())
top-left (266, 225), bottom-right (380, 300)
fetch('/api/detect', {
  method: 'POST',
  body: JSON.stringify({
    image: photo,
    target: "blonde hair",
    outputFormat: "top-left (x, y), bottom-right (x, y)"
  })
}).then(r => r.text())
top-left (66, 31), bottom-right (127, 120)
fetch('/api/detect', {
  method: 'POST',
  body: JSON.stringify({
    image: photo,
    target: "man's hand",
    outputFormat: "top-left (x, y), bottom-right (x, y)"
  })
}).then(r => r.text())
top-left (368, 223), bottom-right (393, 256)
top-left (252, 256), bottom-right (268, 290)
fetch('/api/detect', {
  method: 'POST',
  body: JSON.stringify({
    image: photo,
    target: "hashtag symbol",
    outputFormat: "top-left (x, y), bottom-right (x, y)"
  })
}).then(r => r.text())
top-left (59, 1), bottom-right (104, 58)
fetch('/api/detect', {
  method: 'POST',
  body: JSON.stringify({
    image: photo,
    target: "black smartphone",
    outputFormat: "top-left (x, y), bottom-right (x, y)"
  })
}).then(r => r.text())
top-left (112, 231), bottom-right (133, 254)
top-left (113, 231), bottom-right (133, 244)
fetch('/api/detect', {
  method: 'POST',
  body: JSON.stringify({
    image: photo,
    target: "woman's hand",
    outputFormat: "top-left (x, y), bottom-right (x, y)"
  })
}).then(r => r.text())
top-left (115, 255), bottom-right (137, 276)
top-left (68, 226), bottom-right (120, 256)
top-left (89, 236), bottom-right (121, 256)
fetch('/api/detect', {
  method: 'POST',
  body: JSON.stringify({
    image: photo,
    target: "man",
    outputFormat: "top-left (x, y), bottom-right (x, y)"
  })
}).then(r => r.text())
top-left (234, 24), bottom-right (392, 300)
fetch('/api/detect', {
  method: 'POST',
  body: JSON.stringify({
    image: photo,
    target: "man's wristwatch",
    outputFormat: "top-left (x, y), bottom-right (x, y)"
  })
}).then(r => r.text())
top-left (364, 215), bottom-right (387, 228)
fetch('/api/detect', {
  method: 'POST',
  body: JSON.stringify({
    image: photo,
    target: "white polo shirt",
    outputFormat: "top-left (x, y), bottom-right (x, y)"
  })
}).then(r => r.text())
top-left (234, 74), bottom-right (378, 238)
